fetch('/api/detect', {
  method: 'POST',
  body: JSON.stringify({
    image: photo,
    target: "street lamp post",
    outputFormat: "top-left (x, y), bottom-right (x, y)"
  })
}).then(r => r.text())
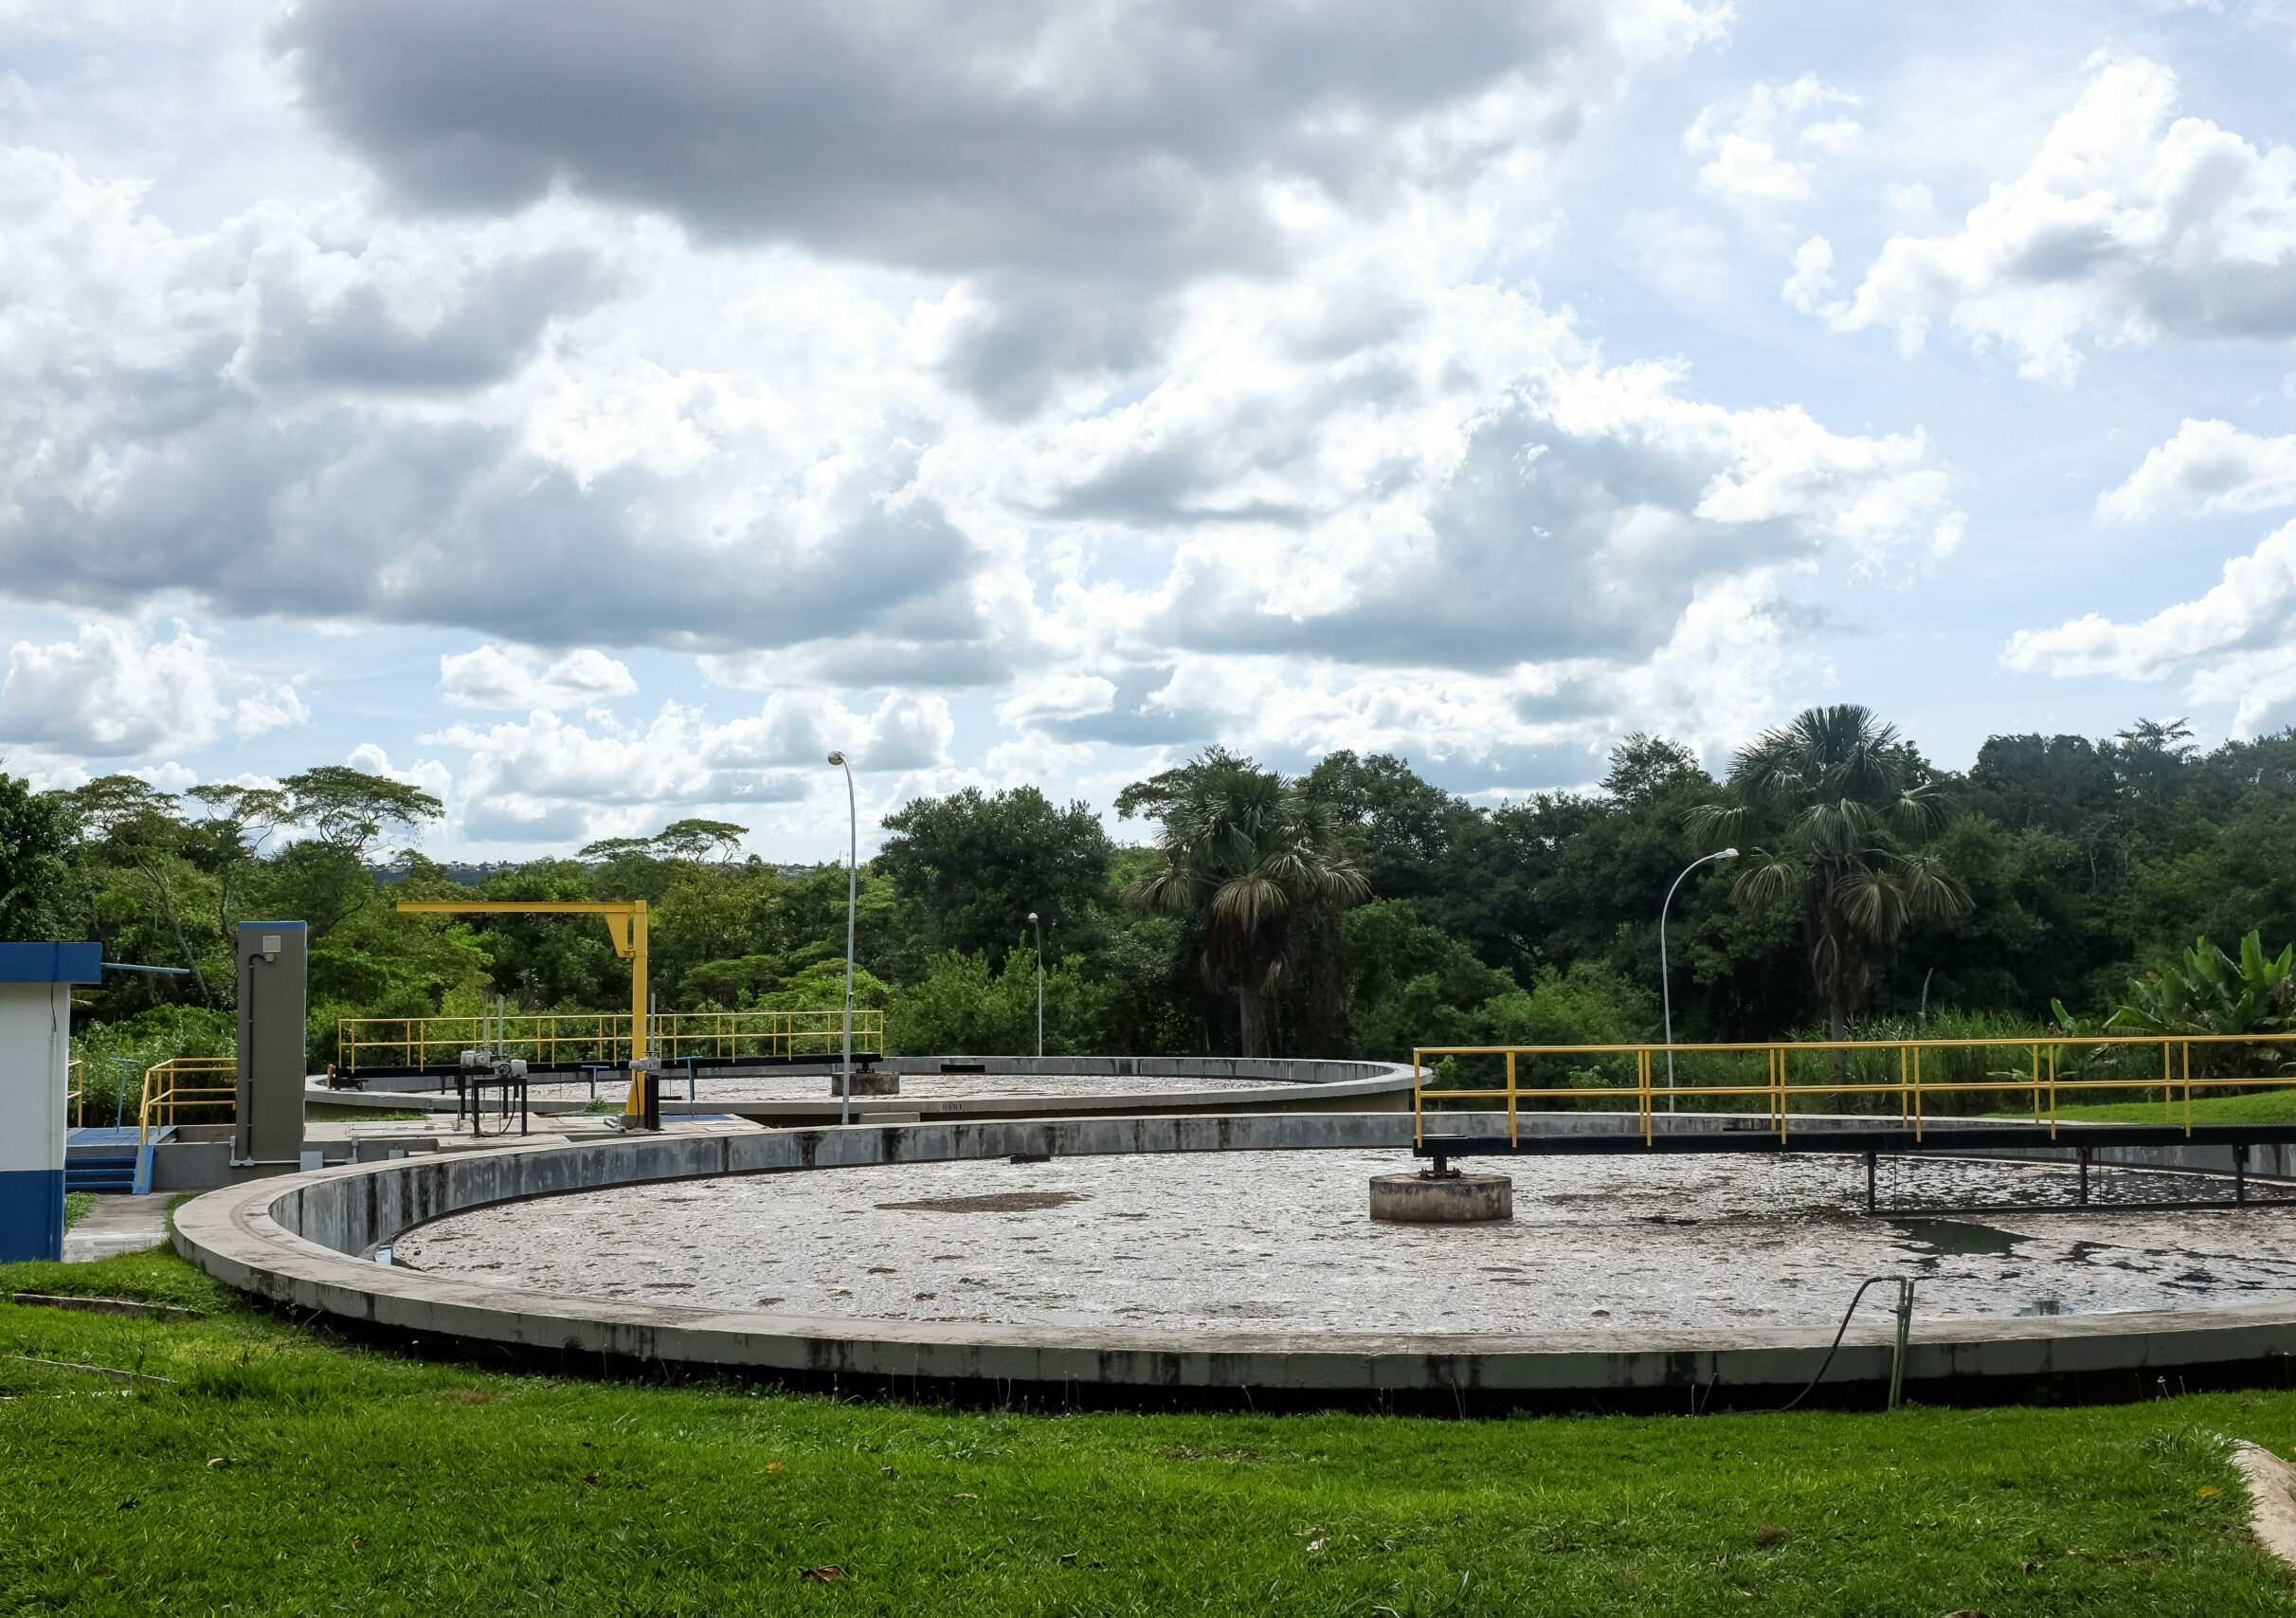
top-left (827, 752), bottom-right (858, 1127)
top-left (1661, 847), bottom-right (1738, 1112)
top-left (1026, 911), bottom-right (1042, 1059)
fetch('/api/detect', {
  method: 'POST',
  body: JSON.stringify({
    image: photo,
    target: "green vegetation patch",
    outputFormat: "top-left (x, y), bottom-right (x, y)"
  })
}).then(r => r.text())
top-left (2005, 1085), bottom-right (2296, 1126)
top-left (301, 1105), bottom-right (434, 1122)
top-left (62, 1191), bottom-right (97, 1231)
top-left (1, 1249), bottom-right (2289, 1615)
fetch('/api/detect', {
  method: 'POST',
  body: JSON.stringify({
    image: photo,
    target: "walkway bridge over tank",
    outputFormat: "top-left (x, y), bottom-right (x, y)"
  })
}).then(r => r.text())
top-left (1409, 1030), bottom-right (2296, 1212)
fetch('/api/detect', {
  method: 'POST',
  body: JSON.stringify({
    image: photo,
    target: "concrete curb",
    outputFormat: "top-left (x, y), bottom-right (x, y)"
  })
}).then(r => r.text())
top-left (172, 1109), bottom-right (2296, 1397)
top-left (2234, 1442), bottom-right (2296, 1570)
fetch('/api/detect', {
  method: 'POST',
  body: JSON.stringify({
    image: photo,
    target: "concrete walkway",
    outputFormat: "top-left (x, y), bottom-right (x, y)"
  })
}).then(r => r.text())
top-left (63, 1192), bottom-right (172, 1262)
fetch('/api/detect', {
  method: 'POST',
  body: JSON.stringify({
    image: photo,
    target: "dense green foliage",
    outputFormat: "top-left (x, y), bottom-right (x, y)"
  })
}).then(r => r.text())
top-left (29, 709), bottom-right (2296, 1089)
top-left (1120, 748), bottom-right (1366, 1056)
top-left (1690, 705), bottom-right (1971, 1059)
top-left (2, 1247), bottom-right (2287, 1616)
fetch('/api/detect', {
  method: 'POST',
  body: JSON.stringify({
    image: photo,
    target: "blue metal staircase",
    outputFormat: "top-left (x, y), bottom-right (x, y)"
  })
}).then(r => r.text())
top-left (65, 1126), bottom-right (173, 1195)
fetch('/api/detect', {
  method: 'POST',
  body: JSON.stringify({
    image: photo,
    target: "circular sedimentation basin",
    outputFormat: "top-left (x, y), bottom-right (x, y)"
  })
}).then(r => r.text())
top-left (175, 1104), bottom-right (2296, 1403)
top-left (395, 1149), bottom-right (2296, 1333)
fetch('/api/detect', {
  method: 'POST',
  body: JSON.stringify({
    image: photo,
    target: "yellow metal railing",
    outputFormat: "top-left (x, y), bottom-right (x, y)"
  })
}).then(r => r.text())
top-left (337, 1009), bottom-right (887, 1073)
top-left (1411, 1032), bottom-right (2296, 1147)
top-left (137, 1056), bottom-right (238, 1147)
top-left (66, 1058), bottom-right (81, 1128)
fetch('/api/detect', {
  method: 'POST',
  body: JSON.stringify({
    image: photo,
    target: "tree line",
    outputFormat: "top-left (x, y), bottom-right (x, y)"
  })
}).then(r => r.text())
top-left (17, 704), bottom-right (2296, 1092)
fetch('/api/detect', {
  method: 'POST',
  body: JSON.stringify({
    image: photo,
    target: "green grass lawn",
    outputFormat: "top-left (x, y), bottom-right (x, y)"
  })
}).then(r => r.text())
top-left (1992, 1086), bottom-right (2296, 1125)
top-left (3, 1247), bottom-right (2291, 1615)
top-left (62, 1191), bottom-right (96, 1230)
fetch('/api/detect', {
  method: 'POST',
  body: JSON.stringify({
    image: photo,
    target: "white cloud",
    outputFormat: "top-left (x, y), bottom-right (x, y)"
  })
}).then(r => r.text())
top-left (0, 619), bottom-right (228, 756)
top-left (2098, 418), bottom-right (2296, 521)
top-left (1782, 235), bottom-right (1836, 314)
top-left (1834, 55), bottom-right (2296, 381)
top-left (2002, 518), bottom-right (2296, 734)
top-left (345, 743), bottom-right (453, 808)
top-left (0, 148), bottom-right (995, 664)
top-left (439, 645), bottom-right (638, 709)
top-left (996, 676), bottom-right (1119, 732)
top-left (945, 192), bottom-right (1960, 777)
top-left (0, 2), bottom-right (2018, 840)
top-left (859, 694), bottom-right (956, 772)
top-left (1685, 75), bottom-right (1862, 208)
top-left (235, 683), bottom-right (310, 737)
top-left (428, 691), bottom-right (954, 845)
top-left (1884, 182), bottom-right (1934, 215)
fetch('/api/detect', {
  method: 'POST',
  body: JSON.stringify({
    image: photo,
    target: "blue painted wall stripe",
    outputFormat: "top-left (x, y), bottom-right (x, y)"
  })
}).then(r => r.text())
top-left (0, 1168), bottom-right (63, 1262)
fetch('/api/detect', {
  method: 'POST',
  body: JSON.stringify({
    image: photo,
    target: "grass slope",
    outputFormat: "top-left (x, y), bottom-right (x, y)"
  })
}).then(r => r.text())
top-left (3, 1248), bottom-right (2291, 1615)
top-left (1993, 1086), bottom-right (2296, 1125)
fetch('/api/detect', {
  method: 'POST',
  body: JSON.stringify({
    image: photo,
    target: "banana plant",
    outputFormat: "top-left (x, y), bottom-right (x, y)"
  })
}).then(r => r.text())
top-left (2107, 931), bottom-right (2296, 1039)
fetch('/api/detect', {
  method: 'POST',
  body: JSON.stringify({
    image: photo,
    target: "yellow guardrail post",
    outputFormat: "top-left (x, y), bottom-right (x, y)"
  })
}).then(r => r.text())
top-left (2046, 1043), bottom-right (2058, 1139)
top-left (1781, 1047), bottom-right (1792, 1146)
top-left (1911, 1045), bottom-right (1923, 1141)
top-left (1505, 1050), bottom-right (1517, 1147)
top-left (1412, 1049), bottom-right (1423, 1147)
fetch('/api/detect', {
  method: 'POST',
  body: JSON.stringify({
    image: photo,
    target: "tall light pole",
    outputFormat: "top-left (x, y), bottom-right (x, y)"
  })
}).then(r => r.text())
top-left (1661, 847), bottom-right (1737, 1112)
top-left (827, 752), bottom-right (857, 1126)
top-left (1026, 911), bottom-right (1042, 1059)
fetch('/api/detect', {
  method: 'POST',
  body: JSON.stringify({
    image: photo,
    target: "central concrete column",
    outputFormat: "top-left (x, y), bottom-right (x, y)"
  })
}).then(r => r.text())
top-left (1369, 1169), bottom-right (1512, 1222)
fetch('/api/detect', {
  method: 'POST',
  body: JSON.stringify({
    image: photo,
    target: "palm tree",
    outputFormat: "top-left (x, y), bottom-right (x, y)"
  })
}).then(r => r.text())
top-left (1122, 752), bottom-right (1369, 1057)
top-left (1687, 705), bottom-right (1972, 1088)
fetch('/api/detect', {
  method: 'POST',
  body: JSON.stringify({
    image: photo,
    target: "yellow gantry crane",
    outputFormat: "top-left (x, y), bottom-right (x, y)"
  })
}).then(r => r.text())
top-left (396, 900), bottom-right (652, 1117)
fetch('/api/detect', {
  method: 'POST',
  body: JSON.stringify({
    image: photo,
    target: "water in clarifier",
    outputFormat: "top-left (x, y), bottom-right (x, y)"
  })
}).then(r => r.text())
top-left (1889, 1217), bottom-right (2028, 1257)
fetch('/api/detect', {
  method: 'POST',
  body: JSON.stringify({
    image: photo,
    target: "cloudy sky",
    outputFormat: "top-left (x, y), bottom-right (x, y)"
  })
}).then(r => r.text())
top-left (5, 1), bottom-right (2296, 859)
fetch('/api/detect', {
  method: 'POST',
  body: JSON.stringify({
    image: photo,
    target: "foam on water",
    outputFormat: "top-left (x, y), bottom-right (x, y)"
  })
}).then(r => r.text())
top-left (393, 1148), bottom-right (2296, 1334)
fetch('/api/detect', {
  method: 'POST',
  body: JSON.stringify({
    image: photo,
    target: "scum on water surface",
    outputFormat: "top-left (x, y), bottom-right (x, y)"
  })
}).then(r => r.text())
top-left (391, 1148), bottom-right (2296, 1334)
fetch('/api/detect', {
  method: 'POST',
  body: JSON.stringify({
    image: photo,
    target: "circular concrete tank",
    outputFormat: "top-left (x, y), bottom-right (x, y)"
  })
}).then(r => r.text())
top-left (174, 1106), bottom-right (2296, 1405)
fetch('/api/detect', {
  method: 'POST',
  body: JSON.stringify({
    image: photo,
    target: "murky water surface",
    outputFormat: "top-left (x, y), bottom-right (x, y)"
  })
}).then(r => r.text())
top-left (396, 1150), bottom-right (2296, 1333)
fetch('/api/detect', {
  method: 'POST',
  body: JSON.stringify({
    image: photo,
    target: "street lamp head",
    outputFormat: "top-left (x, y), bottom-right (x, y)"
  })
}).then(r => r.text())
top-left (825, 751), bottom-right (845, 766)
top-left (1026, 911), bottom-right (1038, 922)
top-left (1718, 846), bottom-right (1740, 858)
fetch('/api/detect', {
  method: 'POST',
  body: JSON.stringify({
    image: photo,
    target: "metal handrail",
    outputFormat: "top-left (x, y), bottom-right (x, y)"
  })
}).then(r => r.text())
top-left (66, 1058), bottom-right (81, 1129)
top-left (1410, 1031), bottom-right (2296, 1147)
top-left (336, 1008), bottom-right (888, 1073)
top-left (136, 1056), bottom-right (238, 1148)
